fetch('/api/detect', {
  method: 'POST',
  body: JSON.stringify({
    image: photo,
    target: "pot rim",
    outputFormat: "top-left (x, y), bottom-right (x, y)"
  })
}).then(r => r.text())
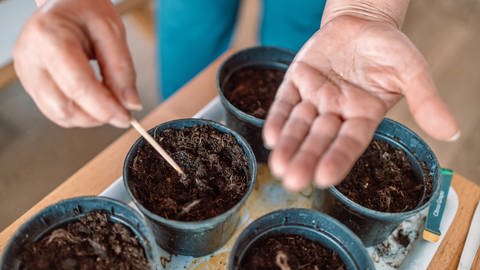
top-left (123, 118), bottom-right (257, 229)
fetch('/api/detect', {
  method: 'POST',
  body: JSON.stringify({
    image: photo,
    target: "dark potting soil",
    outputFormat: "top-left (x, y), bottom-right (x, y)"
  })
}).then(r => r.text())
top-left (394, 228), bottom-right (411, 248)
top-left (20, 211), bottom-right (149, 270)
top-left (223, 66), bottom-right (285, 119)
top-left (128, 125), bottom-right (249, 221)
top-left (337, 139), bottom-right (427, 212)
top-left (240, 233), bottom-right (346, 270)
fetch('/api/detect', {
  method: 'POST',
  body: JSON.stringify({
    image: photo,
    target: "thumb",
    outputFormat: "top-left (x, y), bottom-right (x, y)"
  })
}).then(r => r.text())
top-left (404, 69), bottom-right (460, 141)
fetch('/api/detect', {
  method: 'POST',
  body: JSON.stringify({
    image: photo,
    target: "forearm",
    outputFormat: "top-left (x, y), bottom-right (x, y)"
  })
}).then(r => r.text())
top-left (321, 0), bottom-right (410, 29)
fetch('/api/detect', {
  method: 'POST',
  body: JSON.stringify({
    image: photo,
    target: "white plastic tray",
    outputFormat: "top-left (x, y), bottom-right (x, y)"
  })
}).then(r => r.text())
top-left (100, 97), bottom-right (459, 269)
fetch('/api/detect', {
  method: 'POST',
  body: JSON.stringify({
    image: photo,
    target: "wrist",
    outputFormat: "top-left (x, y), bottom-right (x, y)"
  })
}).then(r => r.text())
top-left (321, 0), bottom-right (410, 29)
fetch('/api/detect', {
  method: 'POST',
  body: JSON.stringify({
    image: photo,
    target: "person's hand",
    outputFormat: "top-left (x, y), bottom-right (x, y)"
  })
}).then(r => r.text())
top-left (263, 14), bottom-right (459, 191)
top-left (14, 0), bottom-right (141, 128)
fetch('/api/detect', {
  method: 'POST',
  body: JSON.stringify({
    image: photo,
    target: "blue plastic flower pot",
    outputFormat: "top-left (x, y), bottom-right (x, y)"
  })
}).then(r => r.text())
top-left (0, 196), bottom-right (161, 270)
top-left (217, 46), bottom-right (295, 163)
top-left (313, 118), bottom-right (441, 246)
top-left (123, 118), bottom-right (257, 257)
top-left (228, 208), bottom-right (374, 269)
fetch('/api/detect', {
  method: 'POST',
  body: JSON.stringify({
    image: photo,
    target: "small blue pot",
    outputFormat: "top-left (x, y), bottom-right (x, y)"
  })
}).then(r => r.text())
top-left (0, 196), bottom-right (161, 270)
top-left (123, 118), bottom-right (257, 257)
top-left (228, 208), bottom-right (374, 270)
top-left (313, 118), bottom-right (441, 246)
top-left (217, 46), bottom-right (295, 163)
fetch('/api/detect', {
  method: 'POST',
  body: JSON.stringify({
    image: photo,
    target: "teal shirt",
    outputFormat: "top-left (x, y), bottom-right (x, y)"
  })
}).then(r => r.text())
top-left (156, 0), bottom-right (326, 99)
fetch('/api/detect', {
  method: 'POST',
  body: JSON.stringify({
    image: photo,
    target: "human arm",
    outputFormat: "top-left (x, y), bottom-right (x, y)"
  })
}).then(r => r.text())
top-left (14, 0), bottom-right (141, 128)
top-left (263, 0), bottom-right (459, 191)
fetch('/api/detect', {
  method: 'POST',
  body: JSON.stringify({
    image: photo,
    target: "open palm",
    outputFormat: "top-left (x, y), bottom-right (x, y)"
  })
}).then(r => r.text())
top-left (263, 15), bottom-right (458, 191)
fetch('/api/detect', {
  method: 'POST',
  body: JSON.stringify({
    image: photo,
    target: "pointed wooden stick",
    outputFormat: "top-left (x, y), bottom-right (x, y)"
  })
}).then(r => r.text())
top-left (130, 118), bottom-right (185, 175)
top-left (275, 251), bottom-right (291, 270)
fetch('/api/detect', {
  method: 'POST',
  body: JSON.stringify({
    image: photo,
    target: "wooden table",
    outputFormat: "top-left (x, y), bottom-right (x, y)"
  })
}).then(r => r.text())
top-left (1, 51), bottom-right (479, 269)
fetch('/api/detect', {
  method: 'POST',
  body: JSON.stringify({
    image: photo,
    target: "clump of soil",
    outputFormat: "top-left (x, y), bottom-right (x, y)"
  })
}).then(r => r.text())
top-left (20, 211), bottom-right (149, 270)
top-left (240, 234), bottom-right (346, 270)
top-left (128, 125), bottom-right (249, 221)
top-left (337, 139), bottom-right (426, 212)
top-left (394, 228), bottom-right (411, 247)
top-left (223, 66), bottom-right (285, 119)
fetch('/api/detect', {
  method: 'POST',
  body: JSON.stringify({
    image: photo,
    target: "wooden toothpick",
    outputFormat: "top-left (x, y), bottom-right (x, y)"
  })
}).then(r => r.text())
top-left (275, 251), bottom-right (291, 270)
top-left (130, 118), bottom-right (185, 175)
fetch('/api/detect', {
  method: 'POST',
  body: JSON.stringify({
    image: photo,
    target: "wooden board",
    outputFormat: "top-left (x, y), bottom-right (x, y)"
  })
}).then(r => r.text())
top-left (0, 63), bottom-right (15, 90)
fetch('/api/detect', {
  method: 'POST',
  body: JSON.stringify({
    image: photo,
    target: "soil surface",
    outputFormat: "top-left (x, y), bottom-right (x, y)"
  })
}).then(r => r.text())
top-left (240, 233), bottom-right (346, 270)
top-left (223, 66), bottom-right (285, 119)
top-left (20, 211), bottom-right (149, 270)
top-left (337, 139), bottom-right (426, 212)
top-left (128, 125), bottom-right (249, 221)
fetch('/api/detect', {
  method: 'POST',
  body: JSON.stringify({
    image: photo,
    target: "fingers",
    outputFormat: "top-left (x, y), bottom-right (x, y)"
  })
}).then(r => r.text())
top-left (288, 61), bottom-right (328, 100)
top-left (404, 70), bottom-right (460, 141)
top-left (263, 80), bottom-right (301, 147)
top-left (45, 42), bottom-right (131, 128)
top-left (314, 117), bottom-right (380, 187)
top-left (87, 15), bottom-right (142, 111)
top-left (269, 101), bottom-right (318, 177)
top-left (26, 69), bottom-right (103, 128)
top-left (14, 0), bottom-right (138, 129)
top-left (282, 113), bottom-right (342, 191)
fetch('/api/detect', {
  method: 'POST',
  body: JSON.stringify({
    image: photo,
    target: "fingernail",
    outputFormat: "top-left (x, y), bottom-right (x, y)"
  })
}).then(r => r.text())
top-left (269, 161), bottom-right (285, 178)
top-left (314, 180), bottom-right (333, 189)
top-left (283, 179), bottom-right (303, 193)
top-left (264, 143), bottom-right (272, 150)
top-left (262, 133), bottom-right (275, 150)
top-left (123, 88), bottom-right (143, 111)
top-left (300, 185), bottom-right (313, 197)
top-left (447, 130), bottom-right (461, 142)
top-left (110, 117), bottom-right (130, 128)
